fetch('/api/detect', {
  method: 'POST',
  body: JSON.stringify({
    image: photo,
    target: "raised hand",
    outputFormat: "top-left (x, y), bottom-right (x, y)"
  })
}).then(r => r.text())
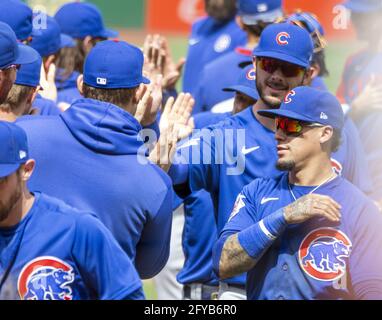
top-left (134, 75), bottom-right (163, 127)
top-left (143, 34), bottom-right (185, 90)
top-left (283, 194), bottom-right (342, 224)
top-left (149, 93), bottom-right (195, 172)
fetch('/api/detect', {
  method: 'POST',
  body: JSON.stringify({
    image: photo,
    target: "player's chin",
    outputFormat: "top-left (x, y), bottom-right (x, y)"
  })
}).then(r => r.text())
top-left (263, 94), bottom-right (283, 109)
top-left (276, 158), bottom-right (295, 172)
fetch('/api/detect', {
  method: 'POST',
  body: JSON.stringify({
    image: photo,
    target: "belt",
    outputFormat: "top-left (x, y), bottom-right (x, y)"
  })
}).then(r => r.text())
top-left (219, 282), bottom-right (246, 295)
top-left (183, 284), bottom-right (219, 300)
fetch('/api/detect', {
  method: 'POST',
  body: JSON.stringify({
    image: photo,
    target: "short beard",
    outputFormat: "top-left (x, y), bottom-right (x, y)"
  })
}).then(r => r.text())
top-left (256, 80), bottom-right (282, 109)
top-left (276, 159), bottom-right (296, 172)
top-left (0, 177), bottom-right (22, 223)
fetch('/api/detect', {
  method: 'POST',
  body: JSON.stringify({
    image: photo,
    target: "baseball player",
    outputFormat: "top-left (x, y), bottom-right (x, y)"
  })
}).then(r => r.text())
top-left (214, 86), bottom-right (382, 300)
top-left (183, 0), bottom-right (246, 97)
top-left (54, 1), bottom-right (118, 106)
top-left (0, 22), bottom-right (38, 104)
top-left (0, 121), bottom-right (144, 300)
top-left (163, 22), bottom-right (373, 299)
top-left (17, 40), bottom-right (173, 280)
top-left (193, 0), bottom-right (283, 114)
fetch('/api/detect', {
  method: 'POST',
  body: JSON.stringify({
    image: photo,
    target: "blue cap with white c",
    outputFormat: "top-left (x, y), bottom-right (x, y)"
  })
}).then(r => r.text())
top-left (253, 22), bottom-right (314, 68)
top-left (258, 86), bottom-right (345, 132)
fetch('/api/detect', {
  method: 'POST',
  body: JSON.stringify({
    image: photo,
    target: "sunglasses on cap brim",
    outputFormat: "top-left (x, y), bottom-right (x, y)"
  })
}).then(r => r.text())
top-left (275, 117), bottom-right (324, 135)
top-left (255, 57), bottom-right (306, 78)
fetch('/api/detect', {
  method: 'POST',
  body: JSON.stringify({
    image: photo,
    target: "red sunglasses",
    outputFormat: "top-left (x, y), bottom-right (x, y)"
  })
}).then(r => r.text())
top-left (276, 117), bottom-right (323, 135)
top-left (256, 57), bottom-right (306, 78)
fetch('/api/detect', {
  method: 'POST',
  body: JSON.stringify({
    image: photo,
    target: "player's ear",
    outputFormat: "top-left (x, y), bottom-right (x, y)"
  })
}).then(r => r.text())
top-left (27, 87), bottom-right (40, 105)
top-left (21, 159), bottom-right (36, 182)
top-left (319, 126), bottom-right (334, 145)
top-left (310, 62), bottom-right (320, 80)
top-left (77, 74), bottom-right (84, 96)
top-left (302, 67), bottom-right (314, 86)
top-left (83, 36), bottom-right (93, 54)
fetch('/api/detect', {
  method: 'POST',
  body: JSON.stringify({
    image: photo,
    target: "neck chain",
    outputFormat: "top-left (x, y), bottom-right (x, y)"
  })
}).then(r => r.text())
top-left (288, 173), bottom-right (338, 202)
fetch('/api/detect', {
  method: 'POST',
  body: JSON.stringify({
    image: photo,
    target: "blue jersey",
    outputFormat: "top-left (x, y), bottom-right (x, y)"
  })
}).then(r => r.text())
top-left (0, 192), bottom-right (144, 300)
top-left (220, 174), bottom-right (382, 300)
top-left (172, 105), bottom-right (373, 287)
top-left (193, 48), bottom-right (252, 114)
top-left (183, 17), bottom-right (246, 96)
top-left (16, 98), bottom-right (173, 279)
top-left (193, 111), bottom-right (230, 129)
top-left (33, 94), bottom-right (61, 116)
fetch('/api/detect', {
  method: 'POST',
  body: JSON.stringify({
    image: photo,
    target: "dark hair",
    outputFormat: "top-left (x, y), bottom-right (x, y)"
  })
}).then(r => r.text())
top-left (205, 0), bottom-right (237, 22)
top-left (330, 129), bottom-right (342, 153)
top-left (1, 84), bottom-right (35, 112)
top-left (312, 50), bottom-right (329, 77)
top-left (55, 46), bottom-right (77, 81)
top-left (82, 83), bottom-right (138, 110)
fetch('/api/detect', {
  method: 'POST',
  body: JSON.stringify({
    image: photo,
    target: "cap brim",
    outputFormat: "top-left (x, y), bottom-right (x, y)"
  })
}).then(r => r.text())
top-left (0, 164), bottom-right (20, 178)
top-left (60, 34), bottom-right (76, 49)
top-left (253, 50), bottom-right (309, 68)
top-left (99, 28), bottom-right (119, 39)
top-left (223, 85), bottom-right (259, 101)
top-left (241, 8), bottom-right (283, 25)
top-left (257, 109), bottom-right (316, 122)
top-left (14, 44), bottom-right (39, 65)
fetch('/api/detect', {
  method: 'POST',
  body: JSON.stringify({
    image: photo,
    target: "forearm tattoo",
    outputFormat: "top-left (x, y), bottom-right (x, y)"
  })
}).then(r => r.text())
top-left (219, 234), bottom-right (256, 280)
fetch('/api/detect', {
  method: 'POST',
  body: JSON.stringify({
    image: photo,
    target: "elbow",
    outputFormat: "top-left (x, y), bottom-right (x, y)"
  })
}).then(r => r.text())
top-left (212, 236), bottom-right (234, 280)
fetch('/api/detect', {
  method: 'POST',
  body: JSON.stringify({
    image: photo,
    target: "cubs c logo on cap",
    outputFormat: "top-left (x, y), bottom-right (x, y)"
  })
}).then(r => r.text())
top-left (246, 68), bottom-right (256, 81)
top-left (299, 228), bottom-right (352, 282)
top-left (284, 90), bottom-right (296, 104)
top-left (18, 256), bottom-right (75, 300)
top-left (276, 32), bottom-right (290, 46)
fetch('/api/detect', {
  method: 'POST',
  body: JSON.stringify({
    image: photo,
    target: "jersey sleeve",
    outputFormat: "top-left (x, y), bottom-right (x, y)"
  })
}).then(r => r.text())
top-left (134, 183), bottom-right (173, 279)
top-left (349, 200), bottom-right (382, 299)
top-left (72, 213), bottom-right (144, 300)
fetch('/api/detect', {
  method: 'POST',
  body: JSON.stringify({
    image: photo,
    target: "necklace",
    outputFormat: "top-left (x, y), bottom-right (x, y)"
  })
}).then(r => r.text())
top-left (288, 173), bottom-right (338, 202)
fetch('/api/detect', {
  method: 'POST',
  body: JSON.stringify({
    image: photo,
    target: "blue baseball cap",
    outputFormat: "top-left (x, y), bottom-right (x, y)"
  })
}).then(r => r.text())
top-left (0, 0), bottom-right (33, 41)
top-left (223, 65), bottom-right (259, 101)
top-left (0, 22), bottom-right (39, 69)
top-left (0, 121), bottom-right (30, 178)
top-left (54, 2), bottom-right (118, 39)
top-left (30, 16), bottom-right (61, 58)
top-left (238, 0), bottom-right (283, 25)
top-left (344, 0), bottom-right (382, 12)
top-left (253, 22), bottom-right (314, 68)
top-left (84, 40), bottom-right (150, 89)
top-left (258, 86), bottom-right (345, 131)
top-left (15, 51), bottom-right (42, 88)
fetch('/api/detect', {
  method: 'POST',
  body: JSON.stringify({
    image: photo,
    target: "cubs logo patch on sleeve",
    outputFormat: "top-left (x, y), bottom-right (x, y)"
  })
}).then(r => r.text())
top-left (18, 256), bottom-right (75, 300)
top-left (298, 228), bottom-right (352, 282)
top-left (228, 194), bottom-right (246, 222)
